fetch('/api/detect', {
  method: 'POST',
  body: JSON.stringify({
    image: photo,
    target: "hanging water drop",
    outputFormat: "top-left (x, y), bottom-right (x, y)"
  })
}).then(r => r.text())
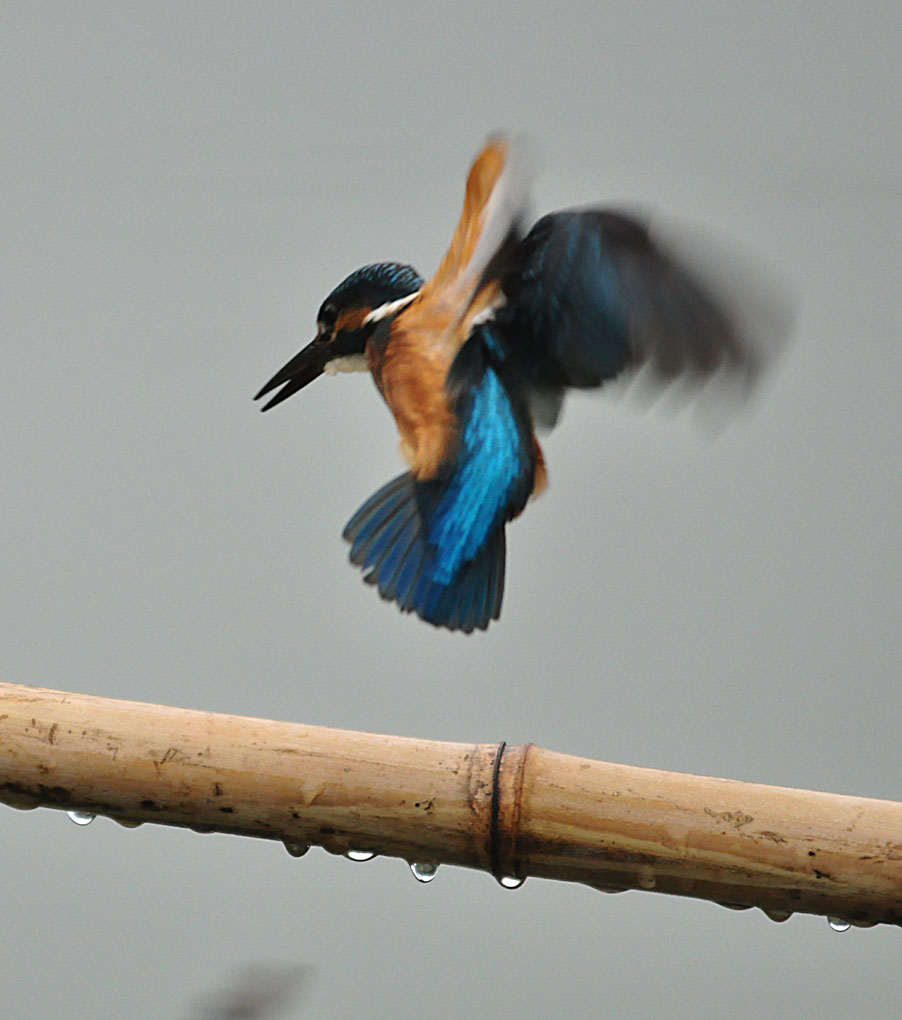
top-left (828, 917), bottom-right (851, 932)
top-left (283, 841), bottom-right (310, 858)
top-left (410, 861), bottom-right (439, 883)
top-left (497, 874), bottom-right (525, 890)
top-left (115, 818), bottom-right (143, 829)
top-left (4, 798), bottom-right (38, 811)
top-left (763, 908), bottom-right (793, 923)
top-left (67, 810), bottom-right (95, 826)
top-left (345, 849), bottom-right (376, 862)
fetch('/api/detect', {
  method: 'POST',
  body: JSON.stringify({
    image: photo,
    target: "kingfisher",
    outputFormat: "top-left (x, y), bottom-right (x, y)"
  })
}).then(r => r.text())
top-left (256, 136), bottom-right (773, 633)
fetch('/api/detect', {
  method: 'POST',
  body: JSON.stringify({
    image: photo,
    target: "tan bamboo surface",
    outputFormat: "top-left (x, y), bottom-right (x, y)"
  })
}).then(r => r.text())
top-left (1, 681), bottom-right (900, 926)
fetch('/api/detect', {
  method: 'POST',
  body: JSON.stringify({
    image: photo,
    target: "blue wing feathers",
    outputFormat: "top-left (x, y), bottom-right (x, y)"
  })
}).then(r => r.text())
top-left (423, 367), bottom-right (530, 583)
top-left (501, 208), bottom-right (749, 398)
top-left (505, 211), bottom-right (631, 389)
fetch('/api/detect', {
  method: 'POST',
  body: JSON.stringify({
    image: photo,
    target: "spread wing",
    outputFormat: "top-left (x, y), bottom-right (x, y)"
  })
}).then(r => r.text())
top-left (497, 209), bottom-right (782, 426)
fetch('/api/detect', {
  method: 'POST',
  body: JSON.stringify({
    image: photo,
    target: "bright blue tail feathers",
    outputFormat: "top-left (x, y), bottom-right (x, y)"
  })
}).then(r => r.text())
top-left (342, 473), bottom-right (506, 633)
top-left (342, 361), bottom-right (532, 633)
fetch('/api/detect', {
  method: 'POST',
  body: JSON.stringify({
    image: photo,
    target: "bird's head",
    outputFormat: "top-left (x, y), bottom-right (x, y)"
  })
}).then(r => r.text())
top-left (255, 262), bottom-right (423, 411)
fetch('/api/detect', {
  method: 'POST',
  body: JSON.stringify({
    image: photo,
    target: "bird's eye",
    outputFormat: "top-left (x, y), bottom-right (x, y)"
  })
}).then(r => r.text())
top-left (318, 304), bottom-right (338, 333)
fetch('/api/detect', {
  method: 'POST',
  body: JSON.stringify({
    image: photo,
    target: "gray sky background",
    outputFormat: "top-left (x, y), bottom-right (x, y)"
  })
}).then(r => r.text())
top-left (3, 3), bottom-right (901, 1017)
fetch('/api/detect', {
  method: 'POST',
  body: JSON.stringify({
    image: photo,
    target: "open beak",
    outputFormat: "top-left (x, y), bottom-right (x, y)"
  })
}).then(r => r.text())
top-left (254, 335), bottom-right (331, 411)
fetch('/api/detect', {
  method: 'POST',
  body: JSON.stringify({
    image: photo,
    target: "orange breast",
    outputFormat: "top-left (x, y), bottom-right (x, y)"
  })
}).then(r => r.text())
top-left (369, 302), bottom-right (461, 480)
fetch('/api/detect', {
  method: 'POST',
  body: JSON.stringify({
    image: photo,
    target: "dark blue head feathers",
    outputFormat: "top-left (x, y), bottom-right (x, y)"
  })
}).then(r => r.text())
top-left (318, 262), bottom-right (423, 323)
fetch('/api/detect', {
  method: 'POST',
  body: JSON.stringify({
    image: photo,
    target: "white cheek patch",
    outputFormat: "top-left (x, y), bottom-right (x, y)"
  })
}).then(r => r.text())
top-left (323, 354), bottom-right (370, 375)
top-left (363, 291), bottom-right (419, 324)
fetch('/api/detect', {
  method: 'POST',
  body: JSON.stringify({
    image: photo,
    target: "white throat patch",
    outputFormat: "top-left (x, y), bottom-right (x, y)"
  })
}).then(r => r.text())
top-left (323, 353), bottom-right (369, 375)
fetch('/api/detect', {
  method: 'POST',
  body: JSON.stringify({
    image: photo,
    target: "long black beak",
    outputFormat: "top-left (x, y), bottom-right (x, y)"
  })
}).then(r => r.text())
top-left (254, 336), bottom-right (330, 411)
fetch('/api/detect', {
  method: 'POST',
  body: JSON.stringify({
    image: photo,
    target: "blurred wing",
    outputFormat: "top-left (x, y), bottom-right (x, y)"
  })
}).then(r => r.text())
top-left (375, 136), bottom-right (534, 480)
top-left (500, 209), bottom-right (774, 413)
top-left (415, 134), bottom-right (533, 329)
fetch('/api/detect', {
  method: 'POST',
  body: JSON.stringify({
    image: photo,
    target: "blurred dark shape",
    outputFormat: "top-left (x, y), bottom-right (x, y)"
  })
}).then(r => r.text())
top-left (610, 208), bottom-right (797, 430)
top-left (185, 963), bottom-right (314, 1019)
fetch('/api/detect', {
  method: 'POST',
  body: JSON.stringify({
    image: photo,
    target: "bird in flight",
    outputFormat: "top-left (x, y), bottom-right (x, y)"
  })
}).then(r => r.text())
top-left (256, 136), bottom-right (777, 633)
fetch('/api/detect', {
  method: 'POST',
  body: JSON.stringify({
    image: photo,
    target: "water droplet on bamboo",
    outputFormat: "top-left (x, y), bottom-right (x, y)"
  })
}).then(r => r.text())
top-left (283, 841), bottom-right (310, 858)
top-left (115, 818), bottom-right (143, 829)
top-left (67, 810), bottom-right (95, 826)
top-left (344, 849), bottom-right (376, 862)
top-left (410, 861), bottom-right (439, 883)
top-left (828, 917), bottom-right (851, 932)
top-left (497, 874), bottom-right (525, 890)
top-left (763, 908), bottom-right (793, 923)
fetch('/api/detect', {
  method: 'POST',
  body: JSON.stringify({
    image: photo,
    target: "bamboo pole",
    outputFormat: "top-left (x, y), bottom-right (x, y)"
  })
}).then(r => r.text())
top-left (0, 681), bottom-right (900, 927)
